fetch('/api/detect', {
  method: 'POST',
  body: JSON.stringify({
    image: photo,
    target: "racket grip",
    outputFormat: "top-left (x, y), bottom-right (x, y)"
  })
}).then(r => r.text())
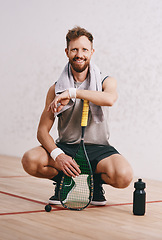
top-left (81, 100), bottom-right (89, 127)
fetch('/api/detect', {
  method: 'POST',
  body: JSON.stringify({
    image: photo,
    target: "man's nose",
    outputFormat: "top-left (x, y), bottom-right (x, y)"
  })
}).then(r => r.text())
top-left (76, 49), bottom-right (83, 58)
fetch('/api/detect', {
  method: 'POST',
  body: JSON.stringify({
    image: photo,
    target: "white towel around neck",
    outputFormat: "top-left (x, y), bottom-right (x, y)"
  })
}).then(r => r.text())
top-left (55, 62), bottom-right (104, 123)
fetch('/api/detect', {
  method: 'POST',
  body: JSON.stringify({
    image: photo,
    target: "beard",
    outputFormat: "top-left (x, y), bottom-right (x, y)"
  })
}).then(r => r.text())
top-left (69, 57), bottom-right (90, 73)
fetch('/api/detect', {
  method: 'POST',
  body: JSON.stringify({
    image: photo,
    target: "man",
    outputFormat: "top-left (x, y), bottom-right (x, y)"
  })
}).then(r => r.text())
top-left (22, 26), bottom-right (133, 206)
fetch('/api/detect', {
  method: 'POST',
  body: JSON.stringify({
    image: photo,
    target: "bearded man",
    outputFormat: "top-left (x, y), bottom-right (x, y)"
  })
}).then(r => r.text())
top-left (22, 26), bottom-right (133, 205)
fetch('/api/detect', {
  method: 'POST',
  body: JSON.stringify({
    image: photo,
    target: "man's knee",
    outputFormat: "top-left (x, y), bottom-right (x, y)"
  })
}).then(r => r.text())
top-left (116, 168), bottom-right (133, 188)
top-left (21, 150), bottom-right (38, 175)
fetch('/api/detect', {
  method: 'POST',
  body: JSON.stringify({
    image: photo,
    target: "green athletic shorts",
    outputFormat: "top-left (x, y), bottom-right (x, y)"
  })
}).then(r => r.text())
top-left (56, 143), bottom-right (120, 173)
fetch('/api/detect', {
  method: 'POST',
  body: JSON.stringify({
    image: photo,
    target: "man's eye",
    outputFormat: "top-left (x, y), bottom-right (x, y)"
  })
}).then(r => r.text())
top-left (83, 48), bottom-right (88, 51)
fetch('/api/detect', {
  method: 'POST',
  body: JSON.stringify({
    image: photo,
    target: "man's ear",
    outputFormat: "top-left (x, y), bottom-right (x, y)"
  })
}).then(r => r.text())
top-left (65, 48), bottom-right (69, 57)
top-left (91, 48), bottom-right (95, 57)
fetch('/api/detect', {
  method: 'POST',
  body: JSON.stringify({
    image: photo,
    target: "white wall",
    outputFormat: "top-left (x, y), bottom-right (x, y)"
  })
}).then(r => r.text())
top-left (0, 0), bottom-right (162, 181)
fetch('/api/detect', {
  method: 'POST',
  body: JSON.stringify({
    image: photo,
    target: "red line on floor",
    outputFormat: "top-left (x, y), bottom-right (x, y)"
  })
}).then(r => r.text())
top-left (0, 190), bottom-right (66, 216)
top-left (0, 208), bottom-right (63, 216)
top-left (0, 190), bottom-right (161, 216)
top-left (89, 200), bottom-right (162, 208)
top-left (0, 191), bottom-right (46, 205)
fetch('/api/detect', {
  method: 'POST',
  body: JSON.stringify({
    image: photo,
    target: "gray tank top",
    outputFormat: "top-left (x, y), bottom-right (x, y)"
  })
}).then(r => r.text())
top-left (56, 98), bottom-right (110, 145)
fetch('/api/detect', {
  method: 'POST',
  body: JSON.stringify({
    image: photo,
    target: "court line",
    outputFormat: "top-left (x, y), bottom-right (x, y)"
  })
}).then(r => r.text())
top-left (0, 190), bottom-right (162, 216)
top-left (0, 190), bottom-right (65, 216)
top-left (0, 208), bottom-right (61, 216)
top-left (0, 191), bottom-right (47, 205)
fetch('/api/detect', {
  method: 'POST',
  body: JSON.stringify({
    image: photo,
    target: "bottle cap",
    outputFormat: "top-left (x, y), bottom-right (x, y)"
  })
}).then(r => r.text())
top-left (134, 178), bottom-right (146, 189)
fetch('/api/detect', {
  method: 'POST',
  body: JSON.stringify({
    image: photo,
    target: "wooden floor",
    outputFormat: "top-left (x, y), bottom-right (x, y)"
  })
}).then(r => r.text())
top-left (0, 155), bottom-right (162, 240)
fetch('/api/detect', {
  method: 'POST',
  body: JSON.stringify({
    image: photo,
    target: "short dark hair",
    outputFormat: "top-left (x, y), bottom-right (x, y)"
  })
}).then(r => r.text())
top-left (66, 26), bottom-right (93, 48)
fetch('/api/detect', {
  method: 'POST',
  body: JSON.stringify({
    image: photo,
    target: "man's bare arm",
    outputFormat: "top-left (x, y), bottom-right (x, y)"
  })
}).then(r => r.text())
top-left (37, 84), bottom-right (80, 177)
top-left (76, 77), bottom-right (118, 106)
top-left (37, 84), bottom-right (57, 153)
top-left (48, 77), bottom-right (118, 113)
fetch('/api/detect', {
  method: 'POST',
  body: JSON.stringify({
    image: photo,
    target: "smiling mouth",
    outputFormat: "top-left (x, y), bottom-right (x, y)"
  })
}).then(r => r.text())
top-left (73, 58), bottom-right (86, 63)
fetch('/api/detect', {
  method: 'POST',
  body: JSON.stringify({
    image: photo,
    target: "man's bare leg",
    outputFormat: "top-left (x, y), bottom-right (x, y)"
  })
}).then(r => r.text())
top-left (95, 154), bottom-right (133, 188)
top-left (21, 146), bottom-right (58, 179)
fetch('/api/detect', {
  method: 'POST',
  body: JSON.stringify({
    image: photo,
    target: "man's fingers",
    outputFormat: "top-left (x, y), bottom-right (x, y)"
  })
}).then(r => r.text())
top-left (57, 104), bottom-right (64, 113)
top-left (63, 168), bottom-right (72, 177)
top-left (48, 92), bottom-right (70, 113)
top-left (63, 165), bottom-right (78, 177)
top-left (63, 161), bottom-right (81, 177)
top-left (72, 159), bottom-right (80, 169)
top-left (68, 164), bottom-right (80, 176)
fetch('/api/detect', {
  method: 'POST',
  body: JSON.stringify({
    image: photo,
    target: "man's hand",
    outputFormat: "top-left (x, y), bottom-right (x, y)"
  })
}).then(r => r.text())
top-left (54, 153), bottom-right (81, 177)
top-left (47, 90), bottom-right (70, 113)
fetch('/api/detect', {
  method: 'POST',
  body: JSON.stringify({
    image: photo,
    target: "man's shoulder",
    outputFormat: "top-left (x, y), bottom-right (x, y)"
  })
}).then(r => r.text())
top-left (102, 76), bottom-right (117, 84)
top-left (102, 76), bottom-right (109, 84)
top-left (102, 76), bottom-right (117, 91)
top-left (48, 84), bottom-right (55, 94)
top-left (46, 84), bottom-right (56, 102)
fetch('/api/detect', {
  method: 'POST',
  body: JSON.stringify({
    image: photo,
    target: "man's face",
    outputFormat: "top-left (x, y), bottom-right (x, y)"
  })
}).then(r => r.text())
top-left (65, 36), bottom-right (94, 73)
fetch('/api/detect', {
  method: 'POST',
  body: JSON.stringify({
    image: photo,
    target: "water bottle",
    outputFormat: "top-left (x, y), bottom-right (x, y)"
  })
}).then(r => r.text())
top-left (133, 178), bottom-right (146, 215)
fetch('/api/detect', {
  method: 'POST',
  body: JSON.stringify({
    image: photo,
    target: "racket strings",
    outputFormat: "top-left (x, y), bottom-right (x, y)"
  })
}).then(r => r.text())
top-left (59, 146), bottom-right (93, 210)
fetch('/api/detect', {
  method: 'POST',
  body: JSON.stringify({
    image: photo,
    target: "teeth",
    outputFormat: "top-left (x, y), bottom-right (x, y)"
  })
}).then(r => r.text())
top-left (76, 60), bottom-right (84, 63)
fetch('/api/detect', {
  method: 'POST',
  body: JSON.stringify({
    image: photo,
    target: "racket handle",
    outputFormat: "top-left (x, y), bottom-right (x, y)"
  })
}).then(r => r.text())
top-left (81, 100), bottom-right (89, 127)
